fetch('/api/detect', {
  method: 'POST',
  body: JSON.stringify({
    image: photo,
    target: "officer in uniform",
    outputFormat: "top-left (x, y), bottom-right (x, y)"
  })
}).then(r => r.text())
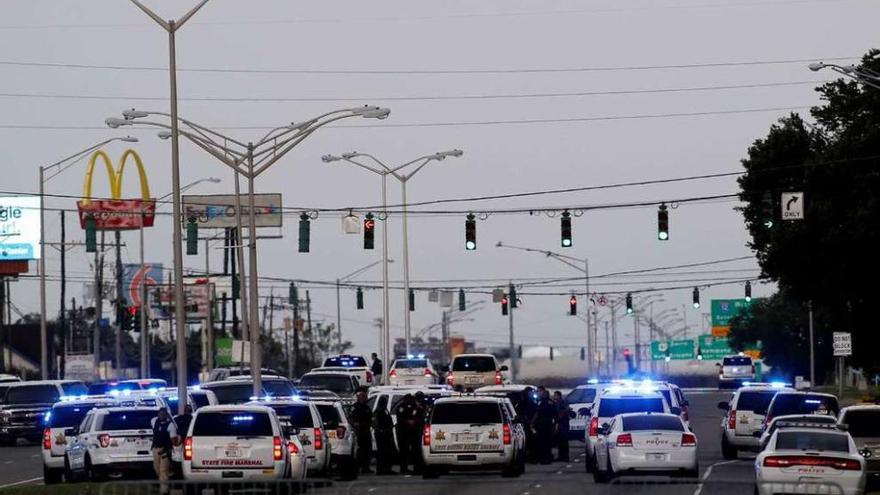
top-left (373, 395), bottom-right (396, 475)
top-left (395, 394), bottom-right (424, 474)
top-left (553, 391), bottom-right (571, 462)
top-left (516, 387), bottom-right (538, 463)
top-left (151, 408), bottom-right (180, 494)
top-left (371, 353), bottom-right (383, 384)
top-left (350, 390), bottom-right (374, 474)
top-left (532, 388), bottom-right (557, 465)
top-left (173, 404), bottom-right (194, 439)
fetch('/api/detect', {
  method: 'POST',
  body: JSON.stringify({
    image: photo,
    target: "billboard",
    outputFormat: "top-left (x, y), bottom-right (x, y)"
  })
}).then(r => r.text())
top-left (76, 150), bottom-right (156, 230)
top-left (151, 283), bottom-right (212, 320)
top-left (123, 263), bottom-right (164, 306)
top-left (0, 196), bottom-right (41, 260)
top-left (182, 194), bottom-right (283, 229)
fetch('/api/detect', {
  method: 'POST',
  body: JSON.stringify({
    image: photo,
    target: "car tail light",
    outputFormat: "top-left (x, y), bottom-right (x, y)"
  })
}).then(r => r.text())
top-left (502, 423), bottom-right (512, 445)
top-left (366, 371), bottom-right (373, 384)
top-left (183, 437), bottom-right (193, 461)
top-left (43, 428), bottom-right (51, 450)
top-left (728, 410), bottom-right (736, 429)
top-left (390, 369), bottom-right (398, 379)
top-left (424, 368), bottom-right (432, 377)
top-left (589, 417), bottom-right (599, 437)
top-left (287, 441), bottom-right (299, 455)
top-left (446, 372), bottom-right (454, 386)
top-left (616, 433), bottom-right (633, 447)
top-left (313, 428), bottom-right (323, 451)
top-left (763, 456), bottom-right (860, 471)
top-left (336, 426), bottom-right (347, 439)
top-left (423, 425), bottom-right (432, 446)
top-left (681, 433), bottom-right (697, 447)
top-left (273, 437), bottom-right (284, 461)
top-left (98, 434), bottom-right (111, 448)
top-left (495, 371), bottom-right (503, 385)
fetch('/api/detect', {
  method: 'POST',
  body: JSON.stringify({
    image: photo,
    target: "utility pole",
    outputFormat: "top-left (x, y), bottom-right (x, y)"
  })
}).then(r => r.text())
top-left (508, 284), bottom-right (517, 383)
top-left (604, 321), bottom-right (610, 376)
top-left (441, 310), bottom-right (450, 365)
top-left (633, 308), bottom-right (641, 372)
top-left (292, 297), bottom-right (300, 376)
top-left (611, 304), bottom-right (619, 376)
top-left (114, 231), bottom-right (123, 378)
top-left (59, 210), bottom-right (67, 379)
top-left (286, 311), bottom-right (293, 379)
top-left (268, 292), bottom-right (275, 347)
top-left (93, 232), bottom-right (105, 375)
top-left (0, 280), bottom-right (5, 372)
top-left (305, 291), bottom-right (313, 364)
top-left (205, 238), bottom-right (214, 373)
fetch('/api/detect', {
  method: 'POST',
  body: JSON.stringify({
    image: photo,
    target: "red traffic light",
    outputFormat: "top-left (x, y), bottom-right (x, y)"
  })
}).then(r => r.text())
top-left (623, 348), bottom-right (632, 357)
top-left (364, 219), bottom-right (375, 230)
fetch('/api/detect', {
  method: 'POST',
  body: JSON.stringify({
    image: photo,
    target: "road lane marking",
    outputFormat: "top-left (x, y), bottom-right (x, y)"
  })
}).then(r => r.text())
top-left (0, 477), bottom-right (42, 489)
top-left (693, 460), bottom-right (741, 495)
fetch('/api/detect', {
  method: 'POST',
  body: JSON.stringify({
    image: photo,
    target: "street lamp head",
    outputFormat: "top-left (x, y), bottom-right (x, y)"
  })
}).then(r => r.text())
top-left (495, 241), bottom-right (504, 247)
top-left (361, 107), bottom-right (391, 120)
top-left (206, 177), bottom-right (222, 184)
top-left (321, 154), bottom-right (341, 163)
top-left (119, 136), bottom-right (139, 143)
top-left (157, 130), bottom-right (173, 140)
top-left (808, 62), bottom-right (826, 72)
top-left (122, 108), bottom-right (149, 119)
top-left (842, 64), bottom-right (857, 74)
top-left (341, 152), bottom-right (360, 159)
top-left (106, 117), bottom-right (133, 129)
top-left (443, 149), bottom-right (464, 158)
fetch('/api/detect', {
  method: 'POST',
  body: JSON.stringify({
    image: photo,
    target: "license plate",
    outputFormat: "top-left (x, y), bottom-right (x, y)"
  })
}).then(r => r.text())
top-left (456, 433), bottom-right (478, 443)
top-left (646, 453), bottom-right (667, 461)
top-left (221, 471), bottom-right (243, 478)
top-left (465, 376), bottom-right (482, 384)
top-left (404, 379), bottom-right (416, 385)
top-left (225, 447), bottom-right (242, 458)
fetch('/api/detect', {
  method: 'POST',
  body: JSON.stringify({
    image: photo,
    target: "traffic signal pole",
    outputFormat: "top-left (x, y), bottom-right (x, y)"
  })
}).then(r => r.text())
top-left (508, 284), bottom-right (517, 383)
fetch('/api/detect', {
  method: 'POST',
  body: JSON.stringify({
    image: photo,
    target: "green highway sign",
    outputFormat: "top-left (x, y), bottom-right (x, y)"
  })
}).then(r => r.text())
top-left (215, 337), bottom-right (234, 367)
top-left (651, 339), bottom-right (696, 360)
top-left (711, 299), bottom-right (751, 327)
top-left (698, 334), bottom-right (733, 360)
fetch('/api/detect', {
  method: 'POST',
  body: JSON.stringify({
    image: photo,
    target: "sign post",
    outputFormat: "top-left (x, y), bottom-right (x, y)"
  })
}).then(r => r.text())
top-left (833, 332), bottom-right (852, 398)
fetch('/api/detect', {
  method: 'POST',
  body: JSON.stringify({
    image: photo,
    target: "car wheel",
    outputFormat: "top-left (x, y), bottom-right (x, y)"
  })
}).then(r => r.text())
top-left (85, 455), bottom-right (99, 481)
top-left (501, 459), bottom-right (520, 478)
top-left (585, 453), bottom-right (594, 473)
top-left (339, 457), bottom-right (358, 481)
top-left (721, 435), bottom-right (737, 460)
top-left (43, 465), bottom-right (62, 485)
top-left (422, 466), bottom-right (440, 479)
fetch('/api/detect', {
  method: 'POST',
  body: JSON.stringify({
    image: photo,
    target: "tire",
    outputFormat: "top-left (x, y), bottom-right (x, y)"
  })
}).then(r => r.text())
top-left (585, 453), bottom-right (594, 473)
top-left (85, 455), bottom-right (100, 481)
top-left (43, 465), bottom-right (63, 485)
top-left (592, 457), bottom-right (610, 484)
top-left (721, 435), bottom-right (738, 460)
top-left (502, 459), bottom-right (521, 478)
top-left (422, 466), bottom-right (440, 479)
top-left (339, 457), bottom-right (358, 481)
top-left (606, 457), bottom-right (616, 481)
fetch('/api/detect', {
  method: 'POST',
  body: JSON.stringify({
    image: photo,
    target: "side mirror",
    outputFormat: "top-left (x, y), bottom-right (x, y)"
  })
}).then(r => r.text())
top-left (500, 365), bottom-right (509, 372)
top-left (598, 423), bottom-right (611, 436)
top-left (66, 427), bottom-right (78, 436)
top-left (717, 401), bottom-right (730, 411)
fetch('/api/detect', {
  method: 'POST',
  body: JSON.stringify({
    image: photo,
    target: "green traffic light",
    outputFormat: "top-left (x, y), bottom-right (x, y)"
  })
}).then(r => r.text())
top-left (658, 231), bottom-right (669, 241)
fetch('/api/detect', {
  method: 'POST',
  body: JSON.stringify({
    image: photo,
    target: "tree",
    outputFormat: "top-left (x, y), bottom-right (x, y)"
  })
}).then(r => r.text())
top-left (735, 49), bottom-right (880, 375)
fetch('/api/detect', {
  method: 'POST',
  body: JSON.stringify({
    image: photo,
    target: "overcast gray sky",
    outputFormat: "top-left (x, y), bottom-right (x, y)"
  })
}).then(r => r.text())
top-left (2, 0), bottom-right (877, 358)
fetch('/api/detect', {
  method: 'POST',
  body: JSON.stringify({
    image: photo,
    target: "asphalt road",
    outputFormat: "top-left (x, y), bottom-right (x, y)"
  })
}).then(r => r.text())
top-left (0, 389), bottom-right (760, 494)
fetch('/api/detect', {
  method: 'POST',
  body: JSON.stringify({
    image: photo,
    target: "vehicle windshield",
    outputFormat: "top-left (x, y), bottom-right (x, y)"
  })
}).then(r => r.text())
top-left (598, 398), bottom-right (665, 418)
top-left (323, 356), bottom-right (368, 368)
top-left (431, 402), bottom-right (502, 424)
top-left (49, 404), bottom-right (105, 428)
top-left (315, 404), bottom-right (342, 425)
top-left (4, 385), bottom-right (59, 405)
top-left (841, 410), bottom-right (880, 437)
top-left (393, 359), bottom-right (428, 369)
top-left (269, 405), bottom-right (314, 429)
top-left (622, 415), bottom-right (684, 431)
top-left (203, 383), bottom-right (256, 405)
top-left (97, 410), bottom-right (156, 431)
top-left (451, 356), bottom-right (496, 372)
top-left (299, 375), bottom-right (355, 394)
top-left (723, 356), bottom-right (752, 366)
top-left (776, 431), bottom-right (849, 452)
top-left (737, 391), bottom-right (777, 414)
top-left (566, 388), bottom-right (597, 404)
top-left (770, 394), bottom-right (839, 417)
top-left (192, 411), bottom-right (274, 437)
top-left (61, 383), bottom-right (88, 395)
top-left (262, 380), bottom-right (296, 397)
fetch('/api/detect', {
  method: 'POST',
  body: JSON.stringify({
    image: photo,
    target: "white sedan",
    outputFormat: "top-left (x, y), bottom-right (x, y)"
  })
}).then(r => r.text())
top-left (756, 423), bottom-right (866, 495)
top-left (593, 412), bottom-right (698, 483)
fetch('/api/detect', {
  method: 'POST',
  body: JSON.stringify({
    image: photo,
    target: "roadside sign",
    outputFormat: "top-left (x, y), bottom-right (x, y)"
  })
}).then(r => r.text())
top-left (215, 338), bottom-right (234, 367)
top-left (833, 332), bottom-right (852, 357)
top-left (699, 334), bottom-right (733, 360)
top-left (781, 192), bottom-right (804, 220)
top-left (182, 194), bottom-right (283, 229)
top-left (64, 353), bottom-right (95, 381)
top-left (651, 339), bottom-right (695, 360)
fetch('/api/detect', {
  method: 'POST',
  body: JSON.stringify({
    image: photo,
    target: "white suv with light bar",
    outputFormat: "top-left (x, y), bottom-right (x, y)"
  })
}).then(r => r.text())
top-left (317, 355), bottom-right (374, 387)
top-left (718, 354), bottom-right (756, 388)
top-left (247, 398), bottom-right (332, 476)
top-left (421, 396), bottom-right (524, 479)
top-left (445, 354), bottom-right (508, 388)
top-left (719, 382), bottom-right (793, 458)
top-left (65, 406), bottom-right (159, 480)
top-left (755, 422), bottom-right (866, 495)
top-left (182, 405), bottom-right (289, 482)
top-left (41, 396), bottom-right (118, 484)
top-left (389, 355), bottom-right (439, 386)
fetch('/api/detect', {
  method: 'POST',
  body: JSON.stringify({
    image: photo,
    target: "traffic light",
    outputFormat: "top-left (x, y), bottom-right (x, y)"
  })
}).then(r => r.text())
top-left (409, 289), bottom-right (415, 312)
top-left (501, 296), bottom-right (509, 316)
top-left (186, 217), bottom-right (198, 255)
top-left (745, 281), bottom-right (752, 302)
top-left (363, 213), bottom-right (375, 250)
top-left (85, 216), bottom-right (97, 253)
top-left (129, 306), bottom-right (141, 331)
top-left (657, 203), bottom-right (669, 241)
top-left (298, 213), bottom-right (310, 253)
top-left (560, 210), bottom-right (572, 248)
top-left (626, 293), bottom-right (633, 315)
top-left (580, 347), bottom-right (585, 361)
top-left (465, 213), bottom-right (476, 251)
top-left (232, 275), bottom-right (241, 299)
top-left (356, 287), bottom-right (364, 310)
top-left (761, 192), bottom-right (776, 229)
top-left (692, 287), bottom-right (700, 309)
top-left (289, 282), bottom-right (298, 306)
top-left (509, 285), bottom-right (517, 309)
top-left (569, 295), bottom-right (577, 316)
top-left (458, 289), bottom-right (466, 311)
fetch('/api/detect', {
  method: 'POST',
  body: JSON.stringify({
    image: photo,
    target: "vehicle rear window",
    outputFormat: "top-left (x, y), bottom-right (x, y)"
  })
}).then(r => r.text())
top-left (598, 398), bottom-right (665, 418)
top-left (566, 388), bottom-right (597, 404)
top-left (769, 394), bottom-right (839, 417)
top-left (98, 410), bottom-right (156, 431)
top-left (431, 402), bottom-right (502, 424)
top-left (315, 404), bottom-right (341, 425)
top-left (262, 380), bottom-right (296, 397)
top-left (840, 410), bottom-right (880, 437)
top-left (776, 431), bottom-right (849, 452)
top-left (190, 393), bottom-right (211, 409)
top-left (269, 405), bottom-right (314, 428)
top-left (192, 412), bottom-right (274, 437)
top-left (323, 356), bottom-right (368, 368)
top-left (203, 383), bottom-right (255, 404)
top-left (61, 383), bottom-right (88, 396)
top-left (451, 356), bottom-right (496, 372)
top-left (5, 385), bottom-right (59, 405)
top-left (723, 357), bottom-right (752, 366)
top-left (298, 375), bottom-right (354, 394)
top-left (50, 404), bottom-right (105, 428)
top-left (736, 391), bottom-right (777, 414)
top-left (393, 359), bottom-right (428, 369)
top-left (621, 415), bottom-right (684, 432)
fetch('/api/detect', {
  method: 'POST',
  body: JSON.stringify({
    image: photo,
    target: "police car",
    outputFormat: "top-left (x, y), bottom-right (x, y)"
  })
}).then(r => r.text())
top-left (755, 422), bottom-right (866, 495)
top-left (764, 391), bottom-right (840, 431)
top-left (759, 414), bottom-right (838, 450)
top-left (389, 356), bottom-right (440, 386)
top-left (182, 405), bottom-right (290, 482)
top-left (718, 382), bottom-right (793, 458)
top-left (318, 354), bottom-right (374, 387)
top-left (41, 396), bottom-right (119, 483)
top-left (592, 412), bottom-right (698, 482)
top-left (421, 396), bottom-right (524, 479)
top-left (566, 381), bottom-right (619, 441)
top-left (445, 354), bottom-right (508, 388)
top-left (311, 400), bottom-right (359, 480)
top-left (839, 405), bottom-right (880, 484)
top-left (585, 383), bottom-right (671, 472)
top-left (65, 406), bottom-right (160, 480)
top-left (247, 398), bottom-right (332, 476)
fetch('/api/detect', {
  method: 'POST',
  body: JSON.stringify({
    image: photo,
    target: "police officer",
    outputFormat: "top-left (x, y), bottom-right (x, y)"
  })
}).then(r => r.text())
top-left (173, 404), bottom-right (194, 439)
top-left (532, 388), bottom-right (557, 465)
top-left (395, 394), bottom-right (423, 474)
top-left (373, 396), bottom-right (396, 475)
top-left (516, 387), bottom-right (538, 463)
top-left (350, 390), bottom-right (374, 474)
top-left (371, 353), bottom-right (383, 384)
top-left (151, 408), bottom-right (180, 494)
top-left (553, 391), bottom-right (571, 462)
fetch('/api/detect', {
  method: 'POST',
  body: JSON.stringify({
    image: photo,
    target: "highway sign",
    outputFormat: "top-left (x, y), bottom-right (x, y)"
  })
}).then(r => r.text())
top-left (833, 332), bottom-right (852, 357)
top-left (781, 192), bottom-right (804, 220)
top-left (699, 334), bottom-right (733, 360)
top-left (651, 339), bottom-right (695, 360)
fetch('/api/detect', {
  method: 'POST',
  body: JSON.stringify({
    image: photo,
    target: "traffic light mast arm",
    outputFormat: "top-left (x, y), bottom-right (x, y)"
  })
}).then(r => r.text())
top-left (495, 242), bottom-right (587, 274)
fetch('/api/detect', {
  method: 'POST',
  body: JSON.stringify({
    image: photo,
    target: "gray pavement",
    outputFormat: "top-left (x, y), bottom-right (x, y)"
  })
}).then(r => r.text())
top-left (0, 440), bottom-right (44, 489)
